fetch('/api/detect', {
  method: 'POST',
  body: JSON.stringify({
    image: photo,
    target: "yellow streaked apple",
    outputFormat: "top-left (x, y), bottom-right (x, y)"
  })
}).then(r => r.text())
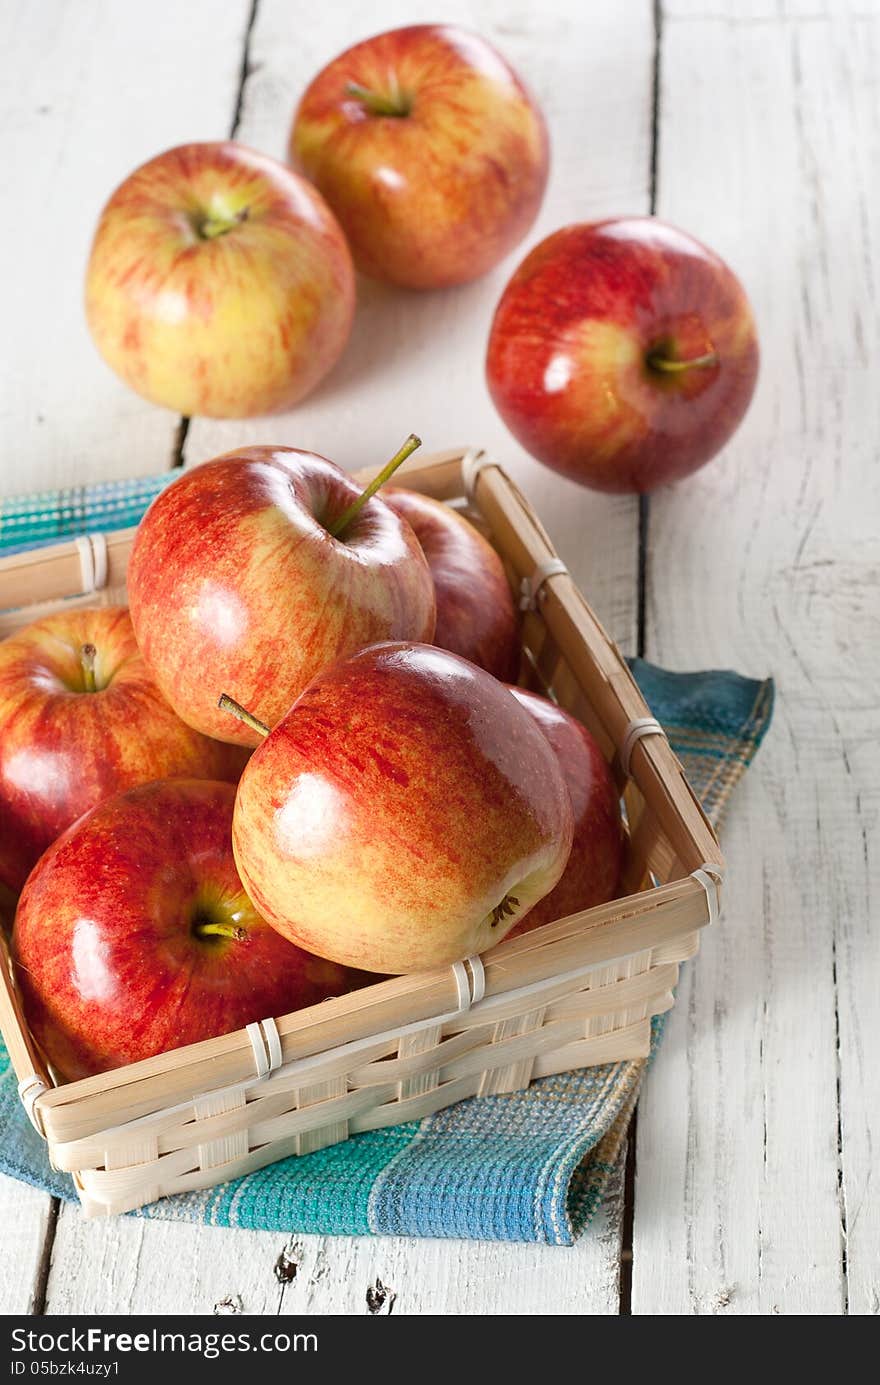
top-left (228, 642), bottom-right (574, 974)
top-left (290, 25), bottom-right (549, 290)
top-left (85, 141), bottom-right (355, 418)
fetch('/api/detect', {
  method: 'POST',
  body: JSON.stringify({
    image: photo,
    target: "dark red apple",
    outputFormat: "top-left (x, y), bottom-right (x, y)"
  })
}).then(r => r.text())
top-left (12, 779), bottom-right (362, 1080)
top-left (290, 24), bottom-right (549, 289)
top-left (127, 443), bottom-right (436, 746)
top-left (229, 643), bottom-right (573, 974)
top-left (486, 217), bottom-right (759, 493)
top-left (504, 688), bottom-right (623, 938)
top-left (384, 486), bottom-right (520, 681)
top-left (0, 607), bottom-right (248, 896)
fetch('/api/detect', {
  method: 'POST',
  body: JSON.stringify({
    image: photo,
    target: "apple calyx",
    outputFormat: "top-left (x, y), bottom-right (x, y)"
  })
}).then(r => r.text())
top-left (327, 433), bottom-right (422, 540)
top-left (345, 79), bottom-right (412, 118)
top-left (646, 349), bottom-right (719, 375)
top-left (80, 643), bottom-right (98, 694)
top-left (488, 892), bottom-right (521, 929)
top-left (218, 693), bottom-right (270, 739)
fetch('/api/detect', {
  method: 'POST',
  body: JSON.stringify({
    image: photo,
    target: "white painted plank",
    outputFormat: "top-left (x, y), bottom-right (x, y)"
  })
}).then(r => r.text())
top-left (185, 0), bottom-right (651, 650)
top-left (44, 0), bottom-right (653, 1317)
top-left (44, 1162), bottom-right (625, 1315)
top-left (632, 1), bottom-right (879, 1315)
top-left (0, 0), bottom-right (252, 1315)
top-left (280, 1173), bottom-right (625, 1315)
top-left (0, 1176), bottom-right (53, 1314)
top-left (0, 0), bottom-right (252, 497)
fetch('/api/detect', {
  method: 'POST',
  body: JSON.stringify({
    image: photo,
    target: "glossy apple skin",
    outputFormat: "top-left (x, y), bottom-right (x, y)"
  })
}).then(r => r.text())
top-left (290, 25), bottom-right (549, 290)
top-left (127, 448), bottom-right (436, 747)
top-left (232, 643), bottom-right (574, 973)
top-left (0, 608), bottom-right (248, 897)
top-left (384, 487), bottom-right (520, 682)
top-left (12, 779), bottom-right (362, 1081)
top-left (504, 689), bottom-right (623, 939)
top-left (486, 218), bottom-right (759, 493)
top-left (85, 142), bottom-right (355, 418)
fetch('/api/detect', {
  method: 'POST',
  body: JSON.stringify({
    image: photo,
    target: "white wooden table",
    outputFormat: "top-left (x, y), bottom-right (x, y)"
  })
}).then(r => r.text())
top-left (1, 0), bottom-right (877, 1316)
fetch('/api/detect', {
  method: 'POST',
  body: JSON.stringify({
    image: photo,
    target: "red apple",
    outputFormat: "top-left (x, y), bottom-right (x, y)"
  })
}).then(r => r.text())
top-left (289, 24), bottom-right (549, 290)
top-left (486, 217), bottom-right (759, 493)
top-left (0, 608), bottom-right (247, 897)
top-left (504, 688), bottom-right (623, 939)
top-left (85, 141), bottom-right (355, 418)
top-left (384, 487), bottom-right (519, 681)
top-left (127, 444), bottom-right (437, 747)
top-left (12, 778), bottom-right (362, 1080)
top-left (229, 642), bottom-right (574, 973)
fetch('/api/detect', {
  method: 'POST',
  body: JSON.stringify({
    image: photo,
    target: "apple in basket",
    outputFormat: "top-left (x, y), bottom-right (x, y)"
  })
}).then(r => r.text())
top-left (289, 24), bottom-right (549, 289)
top-left (0, 608), bottom-right (247, 896)
top-left (127, 437), bottom-right (436, 747)
top-left (12, 779), bottom-right (363, 1080)
top-left (384, 486), bottom-right (520, 682)
top-left (505, 688), bottom-right (624, 937)
top-left (486, 217), bottom-right (759, 492)
top-left (85, 141), bottom-right (355, 418)
top-left (226, 642), bottom-right (574, 974)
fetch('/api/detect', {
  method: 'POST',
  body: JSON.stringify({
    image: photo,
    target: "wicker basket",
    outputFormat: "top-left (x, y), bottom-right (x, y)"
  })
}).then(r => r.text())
top-left (0, 448), bottom-right (723, 1217)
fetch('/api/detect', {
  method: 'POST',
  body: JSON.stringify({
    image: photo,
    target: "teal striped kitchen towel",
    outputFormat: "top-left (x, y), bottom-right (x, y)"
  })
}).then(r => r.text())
top-left (0, 475), bottom-right (774, 1243)
top-left (0, 473), bottom-right (176, 556)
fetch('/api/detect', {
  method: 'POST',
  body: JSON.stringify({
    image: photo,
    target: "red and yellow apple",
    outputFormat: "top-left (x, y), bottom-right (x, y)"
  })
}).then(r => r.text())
top-left (12, 778), bottom-right (362, 1080)
top-left (230, 642), bottom-right (574, 973)
top-left (0, 608), bottom-right (247, 896)
top-left (384, 487), bottom-right (519, 681)
top-left (486, 217), bottom-right (759, 493)
top-left (505, 689), bottom-right (623, 938)
top-left (290, 24), bottom-right (549, 290)
top-left (127, 446), bottom-right (436, 747)
top-left (85, 141), bottom-right (355, 417)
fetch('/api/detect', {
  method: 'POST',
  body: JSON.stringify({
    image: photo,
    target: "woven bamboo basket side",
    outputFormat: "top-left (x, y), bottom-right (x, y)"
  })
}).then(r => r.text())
top-left (28, 870), bottom-right (712, 1162)
top-left (65, 964), bottom-right (686, 1218)
top-left (48, 950), bottom-right (690, 1172)
top-left (0, 449), bottom-right (722, 1218)
top-left (65, 919), bottom-right (698, 1218)
top-left (73, 1024), bottom-right (659, 1217)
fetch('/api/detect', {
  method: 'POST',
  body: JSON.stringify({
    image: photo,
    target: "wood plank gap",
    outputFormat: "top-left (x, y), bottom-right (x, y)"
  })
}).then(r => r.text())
top-left (637, 0), bottom-right (662, 663)
top-left (637, 494), bottom-right (650, 658)
top-left (230, 0), bottom-right (261, 140)
top-left (618, 1111), bottom-right (638, 1316)
top-left (621, 0), bottom-right (664, 1314)
top-left (649, 0), bottom-right (663, 212)
top-left (170, 416), bottom-right (190, 470)
top-left (832, 935), bottom-right (849, 1315)
top-left (30, 1198), bottom-right (59, 1316)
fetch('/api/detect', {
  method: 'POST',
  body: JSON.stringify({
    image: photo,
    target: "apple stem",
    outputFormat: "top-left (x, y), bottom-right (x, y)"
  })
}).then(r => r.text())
top-left (345, 79), bottom-right (411, 117)
top-left (218, 693), bottom-right (270, 739)
top-left (196, 207), bottom-right (249, 241)
top-left (80, 643), bottom-right (97, 694)
top-left (647, 350), bottom-right (719, 374)
top-left (328, 433), bottom-right (422, 539)
top-left (193, 919), bottom-right (247, 942)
